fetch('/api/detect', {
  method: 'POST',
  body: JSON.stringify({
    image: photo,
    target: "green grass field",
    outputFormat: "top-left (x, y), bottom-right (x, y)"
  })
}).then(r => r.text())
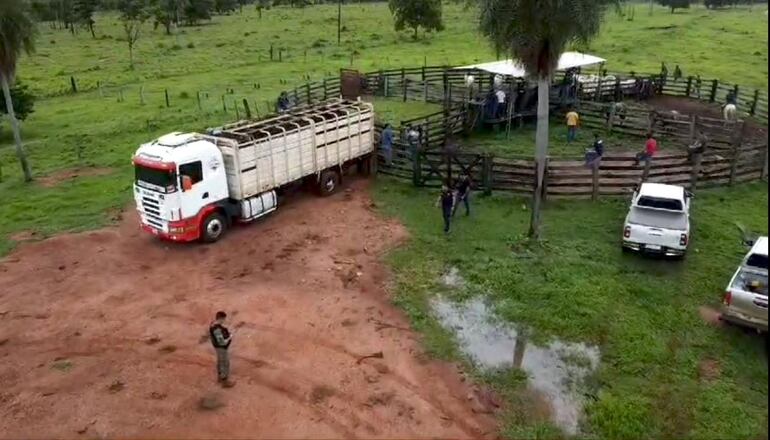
top-left (0, 4), bottom-right (768, 437)
top-left (2, 2), bottom-right (767, 251)
top-left (374, 179), bottom-right (768, 439)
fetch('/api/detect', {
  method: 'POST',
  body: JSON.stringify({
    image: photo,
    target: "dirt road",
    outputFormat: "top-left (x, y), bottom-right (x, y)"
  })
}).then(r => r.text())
top-left (0, 179), bottom-right (498, 439)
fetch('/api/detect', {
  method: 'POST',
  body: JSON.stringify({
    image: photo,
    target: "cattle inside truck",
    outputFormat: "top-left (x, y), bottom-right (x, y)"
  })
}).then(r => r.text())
top-left (133, 99), bottom-right (375, 243)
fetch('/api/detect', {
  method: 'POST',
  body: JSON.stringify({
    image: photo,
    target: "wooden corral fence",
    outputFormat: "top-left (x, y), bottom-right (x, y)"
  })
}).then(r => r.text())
top-left (277, 65), bottom-right (768, 198)
top-left (377, 142), bottom-right (767, 198)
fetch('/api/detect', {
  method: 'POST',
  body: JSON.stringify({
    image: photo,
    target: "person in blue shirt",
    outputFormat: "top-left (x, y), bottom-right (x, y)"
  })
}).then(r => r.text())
top-left (381, 124), bottom-right (394, 165)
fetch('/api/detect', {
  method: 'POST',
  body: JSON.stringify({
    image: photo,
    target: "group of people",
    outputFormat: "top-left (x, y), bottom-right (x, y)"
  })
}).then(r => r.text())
top-left (379, 123), bottom-right (421, 165)
top-left (437, 174), bottom-right (472, 234)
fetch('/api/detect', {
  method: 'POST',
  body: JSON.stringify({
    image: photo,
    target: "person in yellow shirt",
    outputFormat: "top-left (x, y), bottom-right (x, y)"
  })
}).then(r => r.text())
top-left (565, 107), bottom-right (580, 143)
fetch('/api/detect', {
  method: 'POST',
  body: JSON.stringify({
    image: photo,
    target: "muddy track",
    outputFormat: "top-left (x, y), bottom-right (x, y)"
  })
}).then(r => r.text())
top-left (0, 178), bottom-right (498, 439)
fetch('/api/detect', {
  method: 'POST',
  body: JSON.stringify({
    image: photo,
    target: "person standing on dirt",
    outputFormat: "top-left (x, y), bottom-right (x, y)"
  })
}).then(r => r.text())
top-left (453, 173), bottom-right (472, 217)
top-left (566, 107), bottom-right (580, 143)
top-left (381, 124), bottom-right (394, 166)
top-left (436, 183), bottom-right (455, 234)
top-left (209, 311), bottom-right (235, 388)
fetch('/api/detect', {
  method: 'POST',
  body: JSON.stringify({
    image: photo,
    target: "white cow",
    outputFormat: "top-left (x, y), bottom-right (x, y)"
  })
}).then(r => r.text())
top-left (723, 103), bottom-right (738, 122)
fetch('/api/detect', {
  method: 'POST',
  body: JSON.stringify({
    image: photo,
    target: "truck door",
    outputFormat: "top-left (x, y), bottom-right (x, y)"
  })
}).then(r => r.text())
top-left (178, 161), bottom-right (207, 218)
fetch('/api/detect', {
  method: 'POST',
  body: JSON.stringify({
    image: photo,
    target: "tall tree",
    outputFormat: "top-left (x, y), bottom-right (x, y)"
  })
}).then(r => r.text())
top-left (74, 0), bottom-right (99, 38)
top-left (388, 0), bottom-right (444, 38)
top-left (478, 0), bottom-right (615, 238)
top-left (153, 0), bottom-right (186, 35)
top-left (657, 0), bottom-right (690, 13)
top-left (118, 0), bottom-right (150, 69)
top-left (0, 0), bottom-right (37, 182)
top-left (214, 0), bottom-right (237, 13)
top-left (183, 0), bottom-right (214, 24)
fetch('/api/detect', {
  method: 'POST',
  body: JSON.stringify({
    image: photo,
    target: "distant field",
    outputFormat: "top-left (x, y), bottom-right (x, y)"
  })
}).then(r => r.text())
top-left (0, 3), bottom-right (767, 253)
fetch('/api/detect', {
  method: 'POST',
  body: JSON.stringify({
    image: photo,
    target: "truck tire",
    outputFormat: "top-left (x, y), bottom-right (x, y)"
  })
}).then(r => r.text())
top-left (201, 212), bottom-right (227, 243)
top-left (318, 170), bottom-right (340, 197)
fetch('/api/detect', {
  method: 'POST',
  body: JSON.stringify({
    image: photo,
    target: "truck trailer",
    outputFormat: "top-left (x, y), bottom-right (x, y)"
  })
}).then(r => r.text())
top-left (132, 98), bottom-right (375, 242)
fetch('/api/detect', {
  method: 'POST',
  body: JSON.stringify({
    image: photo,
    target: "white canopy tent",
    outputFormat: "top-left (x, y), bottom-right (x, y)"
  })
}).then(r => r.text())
top-left (456, 51), bottom-right (606, 77)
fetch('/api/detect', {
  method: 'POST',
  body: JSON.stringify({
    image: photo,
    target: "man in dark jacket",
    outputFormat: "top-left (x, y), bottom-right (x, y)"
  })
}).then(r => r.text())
top-left (209, 311), bottom-right (235, 388)
top-left (453, 174), bottom-right (472, 217)
top-left (436, 183), bottom-right (455, 234)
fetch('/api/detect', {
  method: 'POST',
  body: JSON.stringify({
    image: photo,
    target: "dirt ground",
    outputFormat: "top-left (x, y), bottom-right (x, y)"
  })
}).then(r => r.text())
top-left (0, 178), bottom-right (499, 439)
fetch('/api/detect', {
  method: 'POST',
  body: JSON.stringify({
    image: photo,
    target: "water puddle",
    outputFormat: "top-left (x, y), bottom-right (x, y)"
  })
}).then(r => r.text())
top-left (431, 295), bottom-right (600, 436)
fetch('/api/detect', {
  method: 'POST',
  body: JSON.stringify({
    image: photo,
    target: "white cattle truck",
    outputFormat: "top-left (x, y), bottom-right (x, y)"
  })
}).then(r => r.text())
top-left (132, 99), bottom-right (375, 243)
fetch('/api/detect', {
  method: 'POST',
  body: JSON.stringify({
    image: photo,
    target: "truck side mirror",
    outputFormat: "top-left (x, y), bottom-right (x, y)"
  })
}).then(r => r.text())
top-left (181, 175), bottom-right (193, 192)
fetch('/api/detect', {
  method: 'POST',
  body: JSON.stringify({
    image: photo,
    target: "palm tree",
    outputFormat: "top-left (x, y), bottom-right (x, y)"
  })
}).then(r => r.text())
top-left (0, 0), bottom-right (36, 182)
top-left (478, 0), bottom-right (614, 238)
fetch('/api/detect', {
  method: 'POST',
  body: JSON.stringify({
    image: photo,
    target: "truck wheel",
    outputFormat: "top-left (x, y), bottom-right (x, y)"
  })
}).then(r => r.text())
top-left (318, 170), bottom-right (340, 197)
top-left (201, 212), bottom-right (227, 243)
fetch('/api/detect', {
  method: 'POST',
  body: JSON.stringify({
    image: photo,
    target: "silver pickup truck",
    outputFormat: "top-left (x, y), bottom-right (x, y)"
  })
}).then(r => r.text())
top-left (721, 237), bottom-right (768, 332)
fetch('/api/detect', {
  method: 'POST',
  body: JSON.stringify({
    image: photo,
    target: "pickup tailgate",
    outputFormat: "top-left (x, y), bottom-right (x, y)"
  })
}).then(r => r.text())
top-left (627, 224), bottom-right (683, 249)
top-left (727, 269), bottom-right (768, 324)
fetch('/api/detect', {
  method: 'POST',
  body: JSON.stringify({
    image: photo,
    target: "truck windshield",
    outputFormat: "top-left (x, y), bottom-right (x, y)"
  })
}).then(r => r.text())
top-left (637, 196), bottom-right (683, 211)
top-left (628, 206), bottom-right (687, 230)
top-left (135, 165), bottom-right (176, 193)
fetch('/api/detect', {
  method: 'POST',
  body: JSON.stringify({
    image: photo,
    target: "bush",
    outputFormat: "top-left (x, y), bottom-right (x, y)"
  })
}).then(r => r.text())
top-left (171, 44), bottom-right (183, 50)
top-left (0, 80), bottom-right (36, 122)
top-left (179, 91), bottom-right (190, 99)
top-left (187, 42), bottom-right (195, 49)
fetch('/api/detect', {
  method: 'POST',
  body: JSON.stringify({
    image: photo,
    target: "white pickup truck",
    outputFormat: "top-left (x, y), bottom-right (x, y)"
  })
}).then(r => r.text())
top-left (721, 237), bottom-right (768, 332)
top-left (622, 183), bottom-right (691, 257)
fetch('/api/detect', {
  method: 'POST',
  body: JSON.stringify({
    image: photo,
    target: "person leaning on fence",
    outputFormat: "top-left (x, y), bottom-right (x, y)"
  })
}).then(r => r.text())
top-left (453, 173), bottom-right (472, 217)
top-left (566, 107), bottom-right (580, 143)
top-left (585, 133), bottom-right (604, 168)
top-left (688, 131), bottom-right (708, 163)
top-left (634, 132), bottom-right (658, 167)
top-left (277, 92), bottom-right (290, 113)
top-left (436, 183), bottom-right (455, 234)
top-left (405, 125), bottom-right (420, 159)
top-left (381, 124), bottom-right (394, 165)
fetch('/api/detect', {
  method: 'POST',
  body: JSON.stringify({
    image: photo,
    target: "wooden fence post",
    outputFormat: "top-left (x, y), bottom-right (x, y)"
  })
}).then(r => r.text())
top-left (293, 88), bottom-right (299, 105)
top-left (685, 76), bottom-right (693, 97)
top-left (139, 86), bottom-right (145, 105)
top-left (542, 157), bottom-right (550, 203)
top-left (750, 89), bottom-right (759, 116)
top-left (445, 148), bottom-right (453, 184)
top-left (164, 89), bottom-right (170, 107)
top-left (709, 79), bottom-right (718, 103)
top-left (323, 78), bottom-right (328, 100)
top-left (733, 84), bottom-right (739, 103)
top-left (269, 43), bottom-right (274, 60)
top-left (442, 70), bottom-right (449, 107)
top-left (591, 161), bottom-right (600, 201)
top-left (70, 76), bottom-right (78, 93)
top-left (595, 77), bottom-right (603, 101)
top-left (97, 81), bottom-right (103, 97)
top-left (690, 152), bottom-right (703, 191)
top-left (640, 159), bottom-right (652, 183)
top-left (196, 91), bottom-right (202, 110)
top-left (242, 98), bottom-right (252, 119)
top-left (607, 102), bottom-right (615, 132)
top-left (306, 82), bottom-right (311, 103)
top-left (728, 123), bottom-right (745, 185)
top-left (222, 95), bottom-right (227, 113)
top-left (689, 115), bottom-right (697, 145)
top-left (482, 153), bottom-right (492, 195)
top-left (412, 146), bottom-right (422, 187)
top-left (384, 74), bottom-right (390, 97)
top-left (401, 68), bottom-right (406, 102)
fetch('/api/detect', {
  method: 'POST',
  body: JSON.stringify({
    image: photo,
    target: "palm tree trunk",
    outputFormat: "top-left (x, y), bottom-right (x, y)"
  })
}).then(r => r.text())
top-left (528, 75), bottom-right (550, 239)
top-left (1, 73), bottom-right (33, 182)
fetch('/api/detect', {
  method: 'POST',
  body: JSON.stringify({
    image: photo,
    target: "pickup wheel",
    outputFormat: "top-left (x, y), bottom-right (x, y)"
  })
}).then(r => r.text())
top-left (200, 212), bottom-right (227, 243)
top-left (318, 170), bottom-right (340, 197)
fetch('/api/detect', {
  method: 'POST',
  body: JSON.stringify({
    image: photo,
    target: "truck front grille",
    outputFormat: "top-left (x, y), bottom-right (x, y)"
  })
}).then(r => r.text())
top-left (141, 196), bottom-right (165, 230)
